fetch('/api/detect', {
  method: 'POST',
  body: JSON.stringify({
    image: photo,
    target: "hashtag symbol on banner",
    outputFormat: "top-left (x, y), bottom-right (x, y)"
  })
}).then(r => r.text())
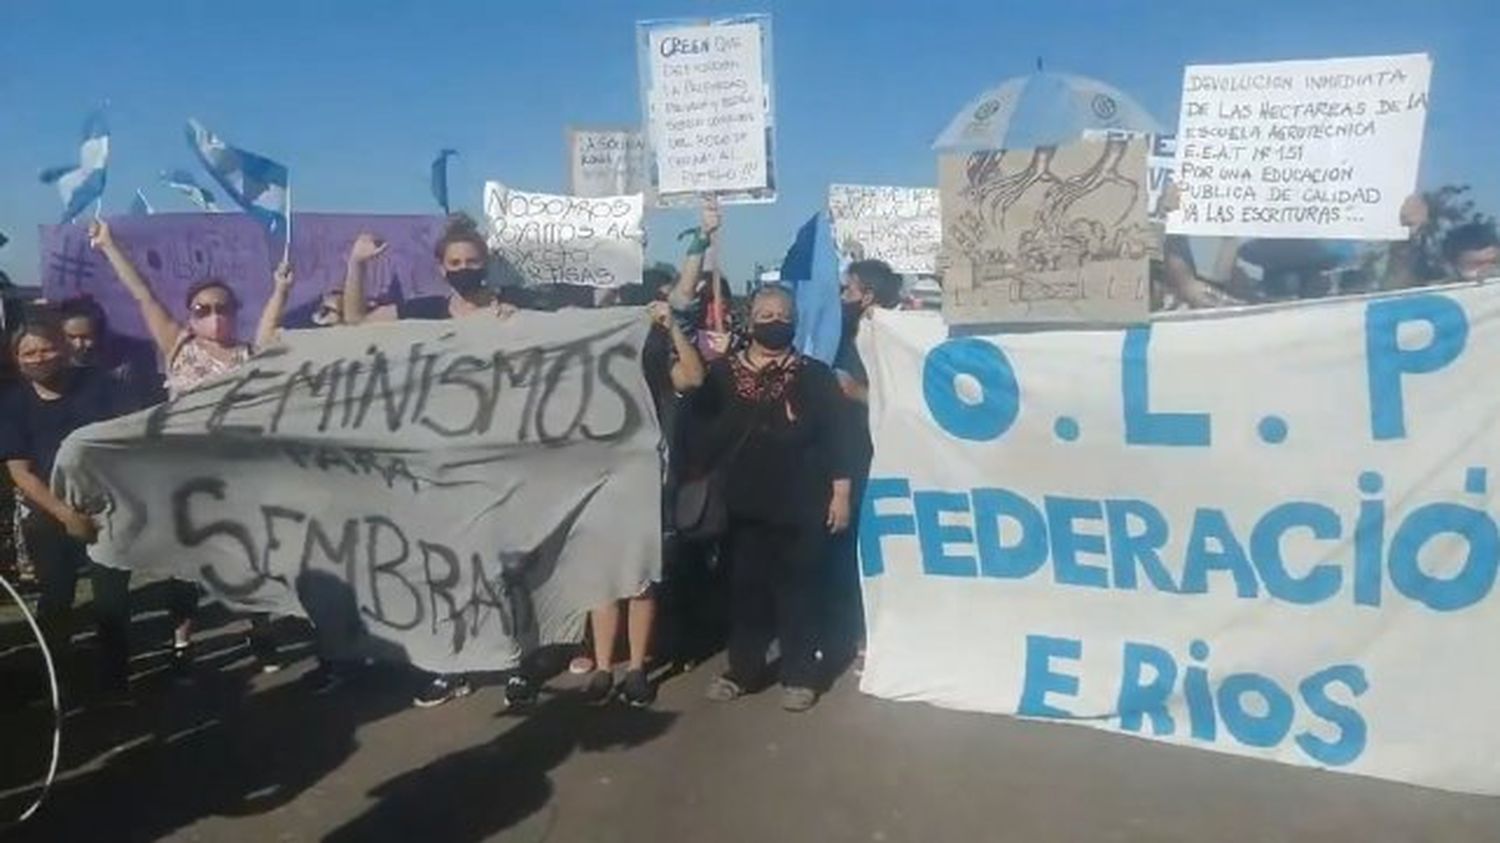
top-left (47, 239), bottom-right (95, 289)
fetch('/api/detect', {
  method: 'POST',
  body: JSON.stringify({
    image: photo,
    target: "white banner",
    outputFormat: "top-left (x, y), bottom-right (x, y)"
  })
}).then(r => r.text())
top-left (639, 16), bottom-right (775, 204)
top-left (858, 283), bottom-right (1500, 795)
top-left (483, 182), bottom-right (644, 288)
top-left (1169, 53), bottom-right (1431, 240)
top-left (567, 127), bottom-right (648, 199)
top-left (56, 310), bottom-right (662, 674)
top-left (827, 184), bottom-right (941, 275)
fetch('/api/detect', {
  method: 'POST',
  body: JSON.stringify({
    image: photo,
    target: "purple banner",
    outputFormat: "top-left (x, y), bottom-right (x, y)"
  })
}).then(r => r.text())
top-left (40, 213), bottom-right (446, 341)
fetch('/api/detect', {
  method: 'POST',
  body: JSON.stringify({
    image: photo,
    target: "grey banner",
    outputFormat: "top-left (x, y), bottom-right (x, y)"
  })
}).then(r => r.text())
top-left (53, 308), bottom-right (661, 673)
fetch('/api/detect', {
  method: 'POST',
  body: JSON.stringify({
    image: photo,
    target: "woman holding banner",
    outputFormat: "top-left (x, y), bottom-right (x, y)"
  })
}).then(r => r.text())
top-left (338, 213), bottom-right (537, 711)
top-left (1, 315), bottom-right (132, 698)
top-left (694, 285), bottom-right (855, 712)
top-left (340, 213), bottom-right (516, 324)
top-left (89, 219), bottom-right (297, 674)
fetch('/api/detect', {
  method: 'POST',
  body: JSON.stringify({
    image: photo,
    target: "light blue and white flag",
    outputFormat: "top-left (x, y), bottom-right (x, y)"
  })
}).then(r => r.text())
top-left (39, 108), bottom-right (109, 224)
top-left (128, 189), bottom-right (154, 216)
top-left (160, 168), bottom-right (219, 211)
top-left (185, 118), bottom-right (288, 232)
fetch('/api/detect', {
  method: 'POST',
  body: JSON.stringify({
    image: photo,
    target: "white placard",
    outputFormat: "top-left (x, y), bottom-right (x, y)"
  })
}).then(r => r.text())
top-left (857, 283), bottom-right (1500, 795)
top-left (483, 182), bottom-right (644, 288)
top-left (1168, 53), bottom-right (1431, 240)
top-left (567, 128), bottom-right (648, 199)
top-left (827, 184), bottom-right (941, 275)
top-left (639, 16), bottom-right (775, 204)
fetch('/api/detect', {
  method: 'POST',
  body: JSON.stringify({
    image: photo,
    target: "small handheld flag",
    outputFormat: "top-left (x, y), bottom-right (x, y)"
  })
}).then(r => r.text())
top-left (431, 149), bottom-right (457, 214)
top-left (160, 169), bottom-right (219, 211)
top-left (185, 118), bottom-right (288, 233)
top-left (39, 108), bottom-right (109, 224)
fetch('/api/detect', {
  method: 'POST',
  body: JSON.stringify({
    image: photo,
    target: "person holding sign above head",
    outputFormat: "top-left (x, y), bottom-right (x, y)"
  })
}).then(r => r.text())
top-left (694, 285), bottom-right (856, 713)
top-left (1, 314), bottom-right (133, 699)
top-left (89, 218), bottom-right (295, 674)
top-left (339, 213), bottom-right (536, 712)
top-left (341, 214), bottom-right (517, 325)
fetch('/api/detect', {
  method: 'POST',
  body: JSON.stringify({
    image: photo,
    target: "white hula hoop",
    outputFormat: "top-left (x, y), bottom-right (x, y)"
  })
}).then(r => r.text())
top-left (0, 571), bottom-right (61, 825)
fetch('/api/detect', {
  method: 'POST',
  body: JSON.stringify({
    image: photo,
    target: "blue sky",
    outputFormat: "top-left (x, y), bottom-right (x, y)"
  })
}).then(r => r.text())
top-left (1, 0), bottom-right (1493, 288)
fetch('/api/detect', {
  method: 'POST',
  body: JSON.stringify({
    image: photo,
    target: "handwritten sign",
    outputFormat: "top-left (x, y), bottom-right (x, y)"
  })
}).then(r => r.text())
top-left (938, 137), bottom-right (1152, 326)
top-left (40, 214), bottom-right (446, 340)
top-left (827, 185), bottom-right (941, 275)
top-left (483, 182), bottom-right (644, 289)
top-left (567, 127), bottom-right (649, 198)
top-left (1169, 53), bottom-right (1431, 240)
top-left (55, 309), bottom-right (661, 674)
top-left (638, 15), bottom-right (776, 205)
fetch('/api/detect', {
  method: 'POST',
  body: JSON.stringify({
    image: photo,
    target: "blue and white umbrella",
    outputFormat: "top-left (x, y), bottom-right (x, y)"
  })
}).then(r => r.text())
top-left (933, 71), bottom-right (1165, 151)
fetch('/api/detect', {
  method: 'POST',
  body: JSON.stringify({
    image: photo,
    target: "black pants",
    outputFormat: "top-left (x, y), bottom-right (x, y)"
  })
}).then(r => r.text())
top-left (822, 474), bottom-right (869, 666)
top-left (24, 515), bottom-right (131, 692)
top-left (725, 517), bottom-right (824, 690)
top-left (166, 578), bottom-right (200, 629)
top-left (660, 535), bottom-right (728, 665)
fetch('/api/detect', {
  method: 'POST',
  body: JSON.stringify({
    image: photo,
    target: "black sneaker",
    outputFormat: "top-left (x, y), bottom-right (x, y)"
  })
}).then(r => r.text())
top-left (248, 635), bottom-right (281, 674)
top-left (620, 669), bottom-right (656, 708)
top-left (302, 664), bottom-right (347, 696)
top-left (580, 670), bottom-right (613, 705)
top-left (169, 641), bottom-right (192, 675)
top-left (503, 674), bottom-right (538, 710)
top-left (414, 674), bottom-right (472, 708)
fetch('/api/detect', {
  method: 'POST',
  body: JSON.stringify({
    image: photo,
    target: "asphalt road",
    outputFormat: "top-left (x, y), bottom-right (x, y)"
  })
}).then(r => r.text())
top-left (2, 601), bottom-right (1497, 842)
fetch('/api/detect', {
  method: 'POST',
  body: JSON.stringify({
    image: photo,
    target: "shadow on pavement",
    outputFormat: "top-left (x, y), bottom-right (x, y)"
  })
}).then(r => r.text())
top-left (325, 696), bottom-right (678, 843)
top-left (0, 574), bottom-right (416, 841)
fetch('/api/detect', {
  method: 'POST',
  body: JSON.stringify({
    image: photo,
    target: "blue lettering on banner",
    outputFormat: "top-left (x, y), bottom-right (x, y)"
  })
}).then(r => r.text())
top-left (972, 488), bottom-right (1048, 578)
top-left (1018, 635), bottom-right (1081, 718)
top-left (860, 477), bottom-right (914, 577)
top-left (914, 491), bottom-right (977, 577)
top-left (1017, 634), bottom-right (1370, 766)
top-left (1121, 326), bottom-right (1211, 447)
top-left (1364, 294), bottom-right (1467, 441)
top-left (859, 473), bottom-right (1500, 611)
top-left (921, 338), bottom-right (1019, 442)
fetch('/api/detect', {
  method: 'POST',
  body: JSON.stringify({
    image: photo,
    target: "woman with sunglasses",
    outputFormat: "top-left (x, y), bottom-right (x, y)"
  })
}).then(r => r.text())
top-left (90, 218), bottom-right (295, 672)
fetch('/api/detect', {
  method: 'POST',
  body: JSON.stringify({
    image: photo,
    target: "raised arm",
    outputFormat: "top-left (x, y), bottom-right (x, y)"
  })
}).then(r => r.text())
top-left (651, 301), bottom-right (705, 393)
top-left (1381, 194), bottom-right (1430, 290)
top-left (255, 260), bottom-right (295, 349)
top-left (89, 220), bottom-right (181, 358)
top-left (341, 233), bottom-right (389, 325)
top-left (668, 200), bottom-right (720, 311)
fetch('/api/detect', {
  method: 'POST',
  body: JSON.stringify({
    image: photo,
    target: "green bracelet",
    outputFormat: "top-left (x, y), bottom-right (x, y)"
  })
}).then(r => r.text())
top-left (679, 227), bottom-right (713, 257)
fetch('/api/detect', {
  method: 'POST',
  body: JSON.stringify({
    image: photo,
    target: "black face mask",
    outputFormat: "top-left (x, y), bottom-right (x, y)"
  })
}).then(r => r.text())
top-left (445, 267), bottom-right (487, 296)
top-left (20, 360), bottom-right (67, 389)
top-left (751, 320), bottom-right (795, 351)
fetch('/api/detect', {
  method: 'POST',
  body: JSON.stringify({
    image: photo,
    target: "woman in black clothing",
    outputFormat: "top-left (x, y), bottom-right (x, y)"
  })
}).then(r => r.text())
top-left (695, 285), bottom-right (854, 712)
top-left (0, 316), bottom-right (131, 696)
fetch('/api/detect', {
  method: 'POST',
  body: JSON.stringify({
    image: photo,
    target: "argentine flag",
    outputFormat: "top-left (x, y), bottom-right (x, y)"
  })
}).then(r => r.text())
top-left (39, 109), bottom-right (109, 224)
top-left (160, 168), bottom-right (219, 211)
top-left (185, 118), bottom-right (288, 233)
